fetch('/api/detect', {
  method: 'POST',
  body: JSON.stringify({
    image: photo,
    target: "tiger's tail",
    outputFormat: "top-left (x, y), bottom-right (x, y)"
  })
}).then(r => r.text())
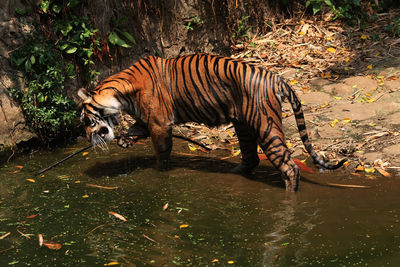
top-left (280, 80), bottom-right (347, 169)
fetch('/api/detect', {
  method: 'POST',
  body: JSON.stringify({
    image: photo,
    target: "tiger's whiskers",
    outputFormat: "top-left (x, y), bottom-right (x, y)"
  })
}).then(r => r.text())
top-left (91, 134), bottom-right (109, 151)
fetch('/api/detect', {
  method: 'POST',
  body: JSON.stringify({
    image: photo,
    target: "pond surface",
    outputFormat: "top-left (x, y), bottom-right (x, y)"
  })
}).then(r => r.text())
top-left (0, 139), bottom-right (399, 266)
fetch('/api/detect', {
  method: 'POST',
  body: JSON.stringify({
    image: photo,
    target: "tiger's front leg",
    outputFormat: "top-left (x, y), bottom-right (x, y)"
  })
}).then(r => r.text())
top-left (117, 121), bottom-right (150, 148)
top-left (148, 123), bottom-right (173, 171)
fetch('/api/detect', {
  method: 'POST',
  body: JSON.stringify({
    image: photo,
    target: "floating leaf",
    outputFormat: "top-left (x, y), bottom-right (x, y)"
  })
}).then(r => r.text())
top-left (82, 152), bottom-right (89, 156)
top-left (104, 262), bottom-right (120, 266)
top-left (26, 214), bottom-right (38, 219)
top-left (109, 211), bottom-right (127, 222)
top-left (26, 179), bottom-right (35, 183)
top-left (43, 241), bottom-right (62, 250)
top-left (211, 259), bottom-right (219, 263)
top-left (227, 261), bottom-right (235, 264)
top-left (86, 183), bottom-right (117, 190)
top-left (162, 202), bottom-right (169, 211)
top-left (82, 194), bottom-right (89, 198)
top-left (38, 234), bottom-right (43, 247)
top-left (342, 118), bottom-right (351, 123)
top-left (179, 224), bottom-right (189, 229)
top-left (0, 232), bottom-right (11, 240)
top-left (16, 165), bottom-right (24, 169)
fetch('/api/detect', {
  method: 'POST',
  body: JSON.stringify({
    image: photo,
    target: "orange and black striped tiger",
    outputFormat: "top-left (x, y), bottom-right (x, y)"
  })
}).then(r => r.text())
top-left (78, 54), bottom-right (346, 192)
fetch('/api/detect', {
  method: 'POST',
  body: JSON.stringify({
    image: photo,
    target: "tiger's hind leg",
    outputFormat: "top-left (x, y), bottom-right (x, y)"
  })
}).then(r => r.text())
top-left (231, 122), bottom-right (260, 174)
top-left (258, 128), bottom-right (300, 192)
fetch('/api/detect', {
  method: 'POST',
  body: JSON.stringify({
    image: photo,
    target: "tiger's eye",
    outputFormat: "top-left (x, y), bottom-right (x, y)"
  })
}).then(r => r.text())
top-left (83, 117), bottom-right (91, 127)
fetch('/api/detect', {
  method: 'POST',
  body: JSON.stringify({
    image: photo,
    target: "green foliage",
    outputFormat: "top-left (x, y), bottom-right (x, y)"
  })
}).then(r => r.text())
top-left (9, 0), bottom-right (139, 144)
top-left (108, 17), bottom-right (136, 48)
top-left (9, 37), bottom-right (77, 142)
top-left (184, 15), bottom-right (204, 31)
top-left (55, 16), bottom-right (100, 81)
top-left (39, 0), bottom-right (80, 14)
top-left (232, 15), bottom-right (251, 41)
top-left (305, 0), bottom-right (400, 23)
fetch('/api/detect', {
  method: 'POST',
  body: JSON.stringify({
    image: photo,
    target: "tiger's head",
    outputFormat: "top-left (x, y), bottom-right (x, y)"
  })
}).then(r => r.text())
top-left (78, 88), bottom-right (121, 147)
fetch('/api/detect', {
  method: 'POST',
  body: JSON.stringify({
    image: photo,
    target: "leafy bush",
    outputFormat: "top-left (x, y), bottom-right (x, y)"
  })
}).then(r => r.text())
top-left (9, 37), bottom-right (77, 143)
top-left (55, 16), bottom-right (100, 81)
top-left (305, 0), bottom-right (400, 23)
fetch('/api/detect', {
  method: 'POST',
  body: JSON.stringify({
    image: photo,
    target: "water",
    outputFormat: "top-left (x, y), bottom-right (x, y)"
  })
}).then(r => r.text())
top-left (0, 139), bottom-right (399, 266)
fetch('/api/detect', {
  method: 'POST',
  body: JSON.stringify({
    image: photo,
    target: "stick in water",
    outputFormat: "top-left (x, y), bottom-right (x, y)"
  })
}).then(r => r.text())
top-left (35, 144), bottom-right (93, 176)
top-left (36, 135), bottom-right (211, 175)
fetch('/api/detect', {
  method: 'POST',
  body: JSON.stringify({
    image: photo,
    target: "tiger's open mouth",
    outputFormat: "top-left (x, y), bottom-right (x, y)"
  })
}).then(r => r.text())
top-left (89, 123), bottom-right (115, 150)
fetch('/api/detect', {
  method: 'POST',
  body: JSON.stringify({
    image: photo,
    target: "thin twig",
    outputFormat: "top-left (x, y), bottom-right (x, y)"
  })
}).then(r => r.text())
top-left (85, 222), bottom-right (119, 236)
top-left (35, 144), bottom-right (93, 176)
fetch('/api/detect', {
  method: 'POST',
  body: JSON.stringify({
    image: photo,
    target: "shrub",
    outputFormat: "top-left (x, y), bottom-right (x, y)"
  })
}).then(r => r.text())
top-left (9, 36), bottom-right (77, 143)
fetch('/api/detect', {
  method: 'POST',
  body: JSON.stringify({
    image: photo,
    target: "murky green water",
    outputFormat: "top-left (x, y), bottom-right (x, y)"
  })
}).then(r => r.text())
top-left (0, 139), bottom-right (399, 266)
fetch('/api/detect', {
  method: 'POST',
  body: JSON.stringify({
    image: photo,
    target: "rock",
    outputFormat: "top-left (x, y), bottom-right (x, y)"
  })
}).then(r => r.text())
top-left (322, 83), bottom-right (354, 96)
top-left (342, 76), bottom-right (378, 92)
top-left (383, 144), bottom-right (400, 156)
top-left (362, 152), bottom-right (382, 164)
top-left (384, 79), bottom-right (400, 92)
top-left (301, 91), bottom-right (332, 105)
top-left (309, 78), bottom-right (332, 90)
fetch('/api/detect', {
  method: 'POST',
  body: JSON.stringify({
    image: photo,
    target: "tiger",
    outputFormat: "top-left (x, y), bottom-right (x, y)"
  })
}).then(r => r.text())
top-left (78, 53), bottom-right (346, 192)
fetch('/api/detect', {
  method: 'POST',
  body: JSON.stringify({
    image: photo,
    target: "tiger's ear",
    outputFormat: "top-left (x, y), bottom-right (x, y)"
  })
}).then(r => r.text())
top-left (78, 88), bottom-right (91, 101)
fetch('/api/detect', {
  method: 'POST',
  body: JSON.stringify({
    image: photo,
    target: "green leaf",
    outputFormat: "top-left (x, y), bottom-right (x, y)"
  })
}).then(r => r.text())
top-left (52, 4), bottom-right (61, 14)
top-left (30, 55), bottom-right (35, 64)
top-left (37, 93), bottom-right (44, 103)
top-left (67, 0), bottom-right (80, 8)
top-left (313, 3), bottom-right (321, 15)
top-left (40, 0), bottom-right (50, 13)
top-left (13, 56), bottom-right (26, 66)
top-left (61, 24), bottom-right (73, 36)
top-left (15, 7), bottom-right (25, 15)
top-left (59, 43), bottom-right (69, 50)
top-left (116, 29), bottom-right (136, 45)
top-left (108, 31), bottom-right (131, 48)
top-left (65, 47), bottom-right (77, 54)
top-left (24, 60), bottom-right (32, 72)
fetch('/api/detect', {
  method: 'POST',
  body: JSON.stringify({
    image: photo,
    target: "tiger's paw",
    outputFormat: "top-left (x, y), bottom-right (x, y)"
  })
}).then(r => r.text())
top-left (231, 162), bottom-right (258, 174)
top-left (231, 157), bottom-right (260, 174)
top-left (117, 136), bottom-right (137, 148)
